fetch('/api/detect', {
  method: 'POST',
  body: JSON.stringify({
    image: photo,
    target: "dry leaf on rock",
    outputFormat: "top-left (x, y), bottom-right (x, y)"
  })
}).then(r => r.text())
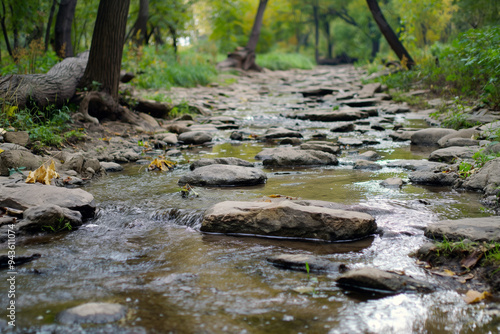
top-left (148, 158), bottom-right (176, 171)
top-left (464, 290), bottom-right (491, 304)
top-left (26, 160), bottom-right (60, 185)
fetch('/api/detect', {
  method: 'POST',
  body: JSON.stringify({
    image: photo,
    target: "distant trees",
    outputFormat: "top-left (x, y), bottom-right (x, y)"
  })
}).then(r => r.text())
top-left (55, 0), bottom-right (78, 58)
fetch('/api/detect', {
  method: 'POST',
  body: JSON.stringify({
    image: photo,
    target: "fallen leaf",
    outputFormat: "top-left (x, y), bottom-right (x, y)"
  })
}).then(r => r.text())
top-left (148, 158), bottom-right (175, 171)
top-left (26, 160), bottom-right (60, 185)
top-left (457, 273), bottom-right (474, 284)
top-left (0, 149), bottom-right (4, 154)
top-left (461, 250), bottom-right (483, 269)
top-left (464, 290), bottom-right (491, 304)
top-left (430, 269), bottom-right (456, 277)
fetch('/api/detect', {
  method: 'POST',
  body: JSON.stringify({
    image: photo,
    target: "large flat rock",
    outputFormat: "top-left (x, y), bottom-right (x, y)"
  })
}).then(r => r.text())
top-left (178, 164), bottom-right (267, 187)
top-left (0, 183), bottom-right (95, 219)
top-left (411, 128), bottom-right (457, 146)
top-left (201, 200), bottom-right (377, 241)
top-left (292, 108), bottom-right (369, 122)
top-left (255, 147), bottom-right (338, 167)
top-left (428, 146), bottom-right (479, 163)
top-left (425, 216), bottom-right (500, 242)
top-left (267, 254), bottom-right (348, 274)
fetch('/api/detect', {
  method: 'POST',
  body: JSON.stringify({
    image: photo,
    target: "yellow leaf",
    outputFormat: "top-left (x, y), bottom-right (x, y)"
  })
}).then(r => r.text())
top-left (25, 160), bottom-right (60, 185)
top-left (464, 290), bottom-right (491, 304)
top-left (148, 158), bottom-right (175, 172)
top-left (443, 269), bottom-right (456, 276)
top-left (6, 106), bottom-right (17, 117)
top-left (0, 149), bottom-right (4, 154)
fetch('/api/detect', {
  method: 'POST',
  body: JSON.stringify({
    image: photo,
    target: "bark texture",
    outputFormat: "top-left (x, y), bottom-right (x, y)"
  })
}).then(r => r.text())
top-left (0, 52), bottom-right (88, 108)
top-left (129, 0), bottom-right (149, 45)
top-left (55, 0), bottom-right (77, 58)
top-left (246, 0), bottom-right (268, 52)
top-left (366, 0), bottom-right (415, 68)
top-left (79, 0), bottom-right (130, 100)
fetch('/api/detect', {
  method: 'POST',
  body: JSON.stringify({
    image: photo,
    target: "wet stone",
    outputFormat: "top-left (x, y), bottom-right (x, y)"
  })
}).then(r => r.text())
top-left (330, 122), bottom-right (355, 132)
top-left (300, 143), bottom-right (341, 155)
top-left (411, 128), bottom-right (457, 146)
top-left (428, 146), bottom-right (479, 163)
top-left (178, 131), bottom-right (213, 145)
top-left (267, 254), bottom-right (348, 274)
top-left (178, 164), bottom-right (267, 187)
top-left (381, 177), bottom-right (404, 188)
top-left (100, 162), bottom-right (124, 172)
top-left (353, 160), bottom-right (382, 170)
top-left (337, 137), bottom-right (363, 146)
top-left (358, 150), bottom-right (381, 161)
top-left (58, 302), bottom-right (126, 324)
top-left (263, 127), bottom-right (303, 139)
top-left (255, 147), bottom-right (338, 167)
top-left (409, 170), bottom-right (458, 186)
top-left (190, 157), bottom-right (254, 170)
top-left (425, 216), bottom-right (500, 243)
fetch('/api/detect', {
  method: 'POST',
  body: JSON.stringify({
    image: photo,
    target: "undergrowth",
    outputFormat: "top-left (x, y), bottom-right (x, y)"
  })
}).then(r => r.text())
top-left (256, 52), bottom-right (315, 71)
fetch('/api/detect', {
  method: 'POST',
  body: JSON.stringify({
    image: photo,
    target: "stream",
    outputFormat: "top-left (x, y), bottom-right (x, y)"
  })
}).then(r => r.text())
top-left (3, 66), bottom-right (500, 333)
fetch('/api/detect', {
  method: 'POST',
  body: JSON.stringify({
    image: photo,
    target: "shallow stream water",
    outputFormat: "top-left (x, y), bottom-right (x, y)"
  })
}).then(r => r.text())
top-left (3, 71), bottom-right (500, 333)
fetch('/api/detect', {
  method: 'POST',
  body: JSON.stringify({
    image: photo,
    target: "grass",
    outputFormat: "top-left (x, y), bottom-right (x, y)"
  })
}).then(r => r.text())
top-left (256, 52), bottom-right (315, 71)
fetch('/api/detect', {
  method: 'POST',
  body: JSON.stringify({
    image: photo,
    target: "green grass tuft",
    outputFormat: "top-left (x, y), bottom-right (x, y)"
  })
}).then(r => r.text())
top-left (256, 52), bottom-right (315, 71)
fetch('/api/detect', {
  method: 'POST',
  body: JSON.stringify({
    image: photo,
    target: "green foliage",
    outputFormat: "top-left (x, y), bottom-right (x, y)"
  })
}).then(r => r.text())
top-left (458, 161), bottom-right (474, 179)
top-left (122, 44), bottom-right (217, 90)
top-left (42, 218), bottom-right (73, 233)
top-left (170, 101), bottom-right (198, 118)
top-left (472, 148), bottom-right (500, 168)
top-left (256, 52), bottom-right (315, 70)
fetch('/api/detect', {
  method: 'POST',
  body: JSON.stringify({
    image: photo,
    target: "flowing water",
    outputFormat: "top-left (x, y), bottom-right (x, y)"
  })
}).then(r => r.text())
top-left (3, 76), bottom-right (500, 333)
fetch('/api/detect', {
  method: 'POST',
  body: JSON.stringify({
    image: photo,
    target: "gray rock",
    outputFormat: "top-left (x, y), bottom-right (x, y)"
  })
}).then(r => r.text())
top-left (294, 108), bottom-right (369, 122)
top-left (267, 254), bottom-right (348, 274)
top-left (409, 170), bottom-right (458, 186)
top-left (386, 160), bottom-right (447, 171)
top-left (353, 160), bottom-right (382, 170)
top-left (337, 137), bottom-right (363, 146)
top-left (264, 127), bottom-right (303, 139)
top-left (100, 162), bottom-right (124, 172)
top-left (178, 164), bottom-right (266, 187)
top-left (166, 149), bottom-right (182, 157)
top-left (58, 302), bottom-right (126, 324)
top-left (330, 122), bottom-right (355, 132)
top-left (279, 137), bottom-right (303, 145)
top-left (484, 143), bottom-right (500, 155)
top-left (463, 157), bottom-right (500, 196)
top-left (411, 128), bottom-right (457, 146)
top-left (336, 267), bottom-right (435, 294)
top-left (440, 138), bottom-right (480, 147)
top-left (358, 150), bottom-right (381, 161)
top-left (428, 146), bottom-right (479, 163)
top-left (178, 131), bottom-right (212, 145)
top-left (437, 128), bottom-right (480, 147)
top-left (255, 147), bottom-right (338, 167)
top-left (190, 157), bottom-right (254, 170)
top-left (230, 130), bottom-right (257, 141)
top-left (154, 133), bottom-right (178, 145)
top-left (300, 143), bottom-right (340, 155)
top-left (390, 130), bottom-right (417, 141)
top-left (0, 143), bottom-right (29, 151)
top-left (342, 97), bottom-right (382, 107)
top-left (357, 83), bottom-right (381, 99)
top-left (165, 121), bottom-right (193, 134)
top-left (0, 183), bottom-right (95, 219)
top-left (380, 177), bottom-right (404, 188)
top-left (4, 131), bottom-right (29, 146)
top-left (0, 150), bottom-right (43, 176)
top-left (425, 216), bottom-right (500, 242)
top-left (201, 200), bottom-right (377, 242)
top-left (384, 105), bottom-right (411, 114)
top-left (20, 204), bottom-right (82, 233)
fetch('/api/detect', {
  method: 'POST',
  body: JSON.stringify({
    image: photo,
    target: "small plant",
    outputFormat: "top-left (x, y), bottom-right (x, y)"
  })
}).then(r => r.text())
top-left (458, 161), bottom-right (474, 179)
top-left (170, 101), bottom-right (197, 118)
top-left (42, 218), bottom-right (73, 233)
top-left (472, 148), bottom-right (500, 168)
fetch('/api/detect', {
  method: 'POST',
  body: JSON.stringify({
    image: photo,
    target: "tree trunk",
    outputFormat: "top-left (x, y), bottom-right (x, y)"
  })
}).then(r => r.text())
top-left (129, 0), bottom-right (149, 45)
top-left (246, 0), bottom-right (268, 52)
top-left (45, 0), bottom-right (57, 52)
top-left (366, 0), bottom-right (415, 69)
top-left (323, 20), bottom-right (332, 59)
top-left (168, 25), bottom-right (178, 56)
top-left (217, 0), bottom-right (268, 72)
top-left (79, 0), bottom-right (130, 101)
top-left (0, 1), bottom-right (12, 58)
top-left (370, 36), bottom-right (380, 60)
top-left (0, 52), bottom-right (88, 109)
top-left (55, 0), bottom-right (77, 58)
top-left (313, 4), bottom-right (320, 62)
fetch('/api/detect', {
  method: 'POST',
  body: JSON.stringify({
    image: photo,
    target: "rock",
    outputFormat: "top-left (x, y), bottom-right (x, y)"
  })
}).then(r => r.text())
top-left (138, 112), bottom-right (160, 128)
top-left (0, 150), bottom-right (43, 176)
top-left (294, 108), bottom-right (369, 122)
top-left (337, 137), bottom-right (363, 146)
top-left (255, 147), bottom-right (338, 167)
top-left (263, 127), bottom-right (303, 139)
top-left (190, 157), bottom-right (254, 170)
top-left (425, 216), bottom-right (500, 242)
top-left (484, 143), bottom-right (500, 155)
top-left (330, 122), bottom-right (355, 132)
top-left (0, 183), bottom-right (95, 219)
top-left (358, 150), bottom-right (381, 161)
top-left (335, 267), bottom-right (435, 294)
top-left (166, 149), bottom-right (182, 157)
top-left (428, 146), bottom-right (479, 163)
top-left (357, 83), bottom-right (381, 99)
top-left (62, 153), bottom-right (84, 173)
top-left (4, 131), bottom-right (29, 146)
top-left (437, 128), bottom-right (480, 147)
top-left (279, 137), bottom-right (302, 145)
top-left (178, 164), bottom-right (267, 187)
top-left (384, 104), bottom-right (411, 114)
top-left (19, 204), bottom-right (82, 233)
top-left (154, 133), bottom-right (178, 145)
top-left (0, 143), bottom-right (29, 151)
top-left (463, 158), bottom-right (500, 196)
top-left (353, 160), bottom-right (382, 170)
top-left (58, 302), bottom-right (126, 324)
top-left (178, 131), bottom-right (212, 145)
top-left (409, 170), bottom-right (458, 186)
top-left (390, 130), bottom-right (417, 141)
top-left (100, 162), bottom-right (124, 172)
top-left (440, 138), bottom-right (480, 148)
top-left (380, 177), bottom-right (404, 188)
top-left (201, 200), bottom-right (377, 242)
top-left (386, 160), bottom-right (448, 171)
top-left (267, 254), bottom-right (348, 274)
top-left (164, 120), bottom-right (194, 134)
top-left (342, 98), bottom-right (381, 107)
top-left (230, 130), bottom-right (257, 141)
top-left (187, 124), bottom-right (219, 132)
top-left (0, 253), bottom-right (40, 268)
top-left (300, 143), bottom-right (340, 155)
top-left (411, 128), bottom-right (457, 146)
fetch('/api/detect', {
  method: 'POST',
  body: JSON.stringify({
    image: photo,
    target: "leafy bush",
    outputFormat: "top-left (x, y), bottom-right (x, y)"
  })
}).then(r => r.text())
top-left (256, 52), bottom-right (315, 71)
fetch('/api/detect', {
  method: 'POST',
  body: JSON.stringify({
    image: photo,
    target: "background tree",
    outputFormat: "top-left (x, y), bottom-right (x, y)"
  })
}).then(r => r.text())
top-left (128, 0), bottom-right (149, 46)
top-left (55, 0), bottom-right (78, 58)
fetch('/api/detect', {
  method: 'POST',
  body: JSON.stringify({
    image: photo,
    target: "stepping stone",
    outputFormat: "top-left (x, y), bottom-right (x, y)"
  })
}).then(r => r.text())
top-left (425, 216), bottom-right (500, 243)
top-left (267, 254), bottom-right (348, 274)
top-left (178, 164), bottom-right (267, 187)
top-left (58, 302), bottom-right (126, 324)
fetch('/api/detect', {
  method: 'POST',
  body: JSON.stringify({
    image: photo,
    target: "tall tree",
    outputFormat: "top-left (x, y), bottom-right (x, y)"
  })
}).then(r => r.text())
top-left (44, 0), bottom-right (57, 52)
top-left (55, 0), bottom-right (78, 58)
top-left (128, 0), bottom-right (149, 45)
top-left (246, 0), bottom-right (268, 52)
top-left (366, 0), bottom-right (414, 68)
top-left (79, 0), bottom-right (130, 100)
